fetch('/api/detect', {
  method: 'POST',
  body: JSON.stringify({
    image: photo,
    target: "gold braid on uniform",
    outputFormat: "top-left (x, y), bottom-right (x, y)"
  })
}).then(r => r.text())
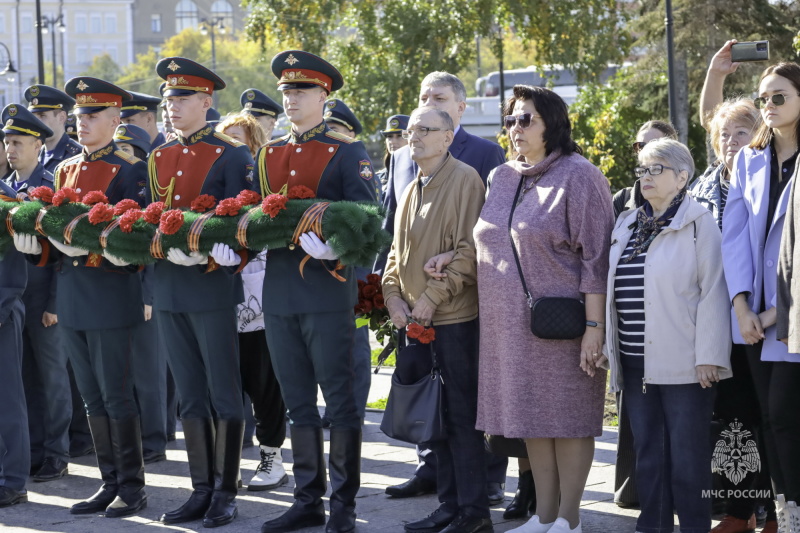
top-left (257, 147), bottom-right (287, 197)
top-left (148, 152), bottom-right (176, 208)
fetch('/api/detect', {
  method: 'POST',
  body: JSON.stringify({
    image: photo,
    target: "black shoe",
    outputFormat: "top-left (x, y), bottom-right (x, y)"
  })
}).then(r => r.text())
top-left (261, 501), bottom-right (326, 533)
top-left (503, 470), bottom-right (536, 519)
top-left (487, 482), bottom-right (504, 506)
top-left (71, 416), bottom-right (117, 515)
top-left (69, 441), bottom-right (95, 458)
top-left (143, 450), bottom-right (167, 464)
top-left (0, 487), bottom-right (28, 507)
top-left (404, 506), bottom-right (458, 533)
top-left (387, 476), bottom-right (437, 498)
top-left (439, 514), bottom-right (493, 533)
top-left (614, 499), bottom-right (640, 509)
top-left (33, 457), bottom-right (69, 482)
top-left (71, 486), bottom-right (117, 514)
top-left (161, 418), bottom-right (215, 524)
top-left (29, 462), bottom-right (43, 476)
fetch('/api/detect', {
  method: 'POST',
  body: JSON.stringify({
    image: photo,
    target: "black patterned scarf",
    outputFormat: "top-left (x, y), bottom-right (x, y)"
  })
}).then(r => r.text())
top-left (622, 190), bottom-right (685, 263)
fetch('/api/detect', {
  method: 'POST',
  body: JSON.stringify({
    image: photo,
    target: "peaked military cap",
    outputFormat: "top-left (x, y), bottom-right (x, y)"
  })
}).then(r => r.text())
top-left (324, 99), bottom-right (362, 135)
top-left (121, 91), bottom-right (162, 118)
top-left (206, 107), bottom-right (221, 124)
top-left (271, 50), bottom-right (343, 93)
top-left (24, 85), bottom-right (76, 113)
top-left (381, 114), bottom-right (410, 136)
top-left (64, 77), bottom-right (132, 115)
top-left (241, 88), bottom-right (283, 118)
top-left (65, 114), bottom-right (78, 139)
top-left (156, 57), bottom-right (225, 96)
top-left (114, 124), bottom-right (151, 155)
top-left (2, 103), bottom-right (54, 139)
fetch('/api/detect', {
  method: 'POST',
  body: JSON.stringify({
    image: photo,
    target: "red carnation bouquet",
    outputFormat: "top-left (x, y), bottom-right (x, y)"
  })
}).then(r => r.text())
top-left (355, 273), bottom-right (398, 370)
top-left (406, 321), bottom-right (436, 344)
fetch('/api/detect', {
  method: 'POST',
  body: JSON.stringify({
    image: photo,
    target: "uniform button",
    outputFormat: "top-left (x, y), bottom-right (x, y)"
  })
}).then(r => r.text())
top-left (296, 147), bottom-right (302, 153)
top-left (177, 171), bottom-right (183, 176)
top-left (183, 148), bottom-right (189, 154)
top-left (767, 260), bottom-right (774, 267)
top-left (72, 260), bottom-right (79, 266)
top-left (269, 148), bottom-right (274, 154)
top-left (112, 167), bottom-right (117, 173)
top-left (175, 195), bottom-right (181, 201)
top-left (290, 170), bottom-right (296, 176)
top-left (216, 148), bottom-right (222, 153)
top-left (81, 165), bottom-right (87, 170)
top-left (328, 147), bottom-right (334, 153)
top-left (156, 151), bottom-right (161, 157)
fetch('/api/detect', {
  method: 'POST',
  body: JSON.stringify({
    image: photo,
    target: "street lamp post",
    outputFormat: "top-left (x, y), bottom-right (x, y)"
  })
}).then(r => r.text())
top-left (199, 17), bottom-right (226, 107)
top-left (34, 0), bottom-right (45, 83)
top-left (0, 42), bottom-right (18, 83)
top-left (40, 14), bottom-right (66, 88)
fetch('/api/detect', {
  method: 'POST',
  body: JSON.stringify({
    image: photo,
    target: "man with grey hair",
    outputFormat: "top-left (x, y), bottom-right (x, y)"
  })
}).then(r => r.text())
top-left (383, 106), bottom-right (491, 533)
top-left (380, 72), bottom-right (508, 506)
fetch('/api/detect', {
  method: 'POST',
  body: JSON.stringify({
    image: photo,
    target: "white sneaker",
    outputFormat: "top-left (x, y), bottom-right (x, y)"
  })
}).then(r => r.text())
top-left (506, 515), bottom-right (555, 533)
top-left (547, 517), bottom-right (581, 533)
top-left (777, 495), bottom-right (789, 533)
top-left (787, 499), bottom-right (800, 533)
top-left (247, 445), bottom-right (288, 491)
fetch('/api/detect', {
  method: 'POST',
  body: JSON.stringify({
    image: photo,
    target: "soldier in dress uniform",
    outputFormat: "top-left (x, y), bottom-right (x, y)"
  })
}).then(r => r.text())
top-left (2, 105), bottom-right (73, 483)
top-left (255, 50), bottom-right (378, 533)
top-left (241, 88), bottom-right (283, 140)
top-left (149, 56), bottom-right (253, 528)
top-left (206, 107), bottom-right (221, 126)
top-left (24, 85), bottom-right (82, 174)
top-left (376, 114), bottom-right (410, 192)
top-left (324, 99), bottom-right (362, 138)
top-left (120, 91), bottom-right (166, 151)
top-left (0, 179), bottom-right (29, 508)
top-left (14, 77), bottom-right (149, 518)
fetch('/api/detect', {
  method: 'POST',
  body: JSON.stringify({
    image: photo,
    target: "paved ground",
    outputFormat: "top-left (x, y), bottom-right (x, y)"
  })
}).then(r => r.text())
top-left (0, 367), bottom-right (722, 532)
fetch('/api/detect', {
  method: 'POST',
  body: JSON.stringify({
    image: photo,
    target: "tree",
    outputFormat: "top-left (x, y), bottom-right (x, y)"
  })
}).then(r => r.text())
top-left (243, 0), bottom-right (631, 132)
top-left (80, 53), bottom-right (123, 81)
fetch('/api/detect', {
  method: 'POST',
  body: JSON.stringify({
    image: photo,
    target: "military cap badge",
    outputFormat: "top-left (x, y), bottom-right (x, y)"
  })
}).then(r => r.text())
top-left (76, 80), bottom-right (89, 91)
top-left (8, 105), bottom-right (17, 117)
top-left (167, 60), bottom-right (180, 72)
top-left (246, 90), bottom-right (255, 101)
top-left (285, 54), bottom-right (299, 66)
top-left (30, 87), bottom-right (40, 97)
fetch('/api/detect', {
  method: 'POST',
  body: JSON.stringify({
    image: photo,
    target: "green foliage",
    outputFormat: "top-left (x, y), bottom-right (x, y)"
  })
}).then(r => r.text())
top-left (80, 53), bottom-right (123, 81)
top-left (366, 397), bottom-right (388, 410)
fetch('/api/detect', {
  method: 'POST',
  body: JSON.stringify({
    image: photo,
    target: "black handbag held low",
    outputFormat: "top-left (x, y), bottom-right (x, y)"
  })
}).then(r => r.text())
top-left (380, 334), bottom-right (446, 444)
top-left (508, 175), bottom-right (587, 340)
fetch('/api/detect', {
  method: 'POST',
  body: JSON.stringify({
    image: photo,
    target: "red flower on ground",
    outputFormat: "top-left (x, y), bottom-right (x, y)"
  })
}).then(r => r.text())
top-left (113, 199), bottom-right (141, 216)
top-left (191, 194), bottom-right (217, 213)
top-left (143, 202), bottom-right (166, 224)
top-left (82, 190), bottom-right (109, 205)
top-left (119, 210), bottom-right (143, 233)
top-left (159, 209), bottom-right (184, 235)
top-left (373, 294), bottom-right (385, 309)
top-left (29, 186), bottom-right (54, 203)
top-left (406, 322), bottom-right (425, 340)
top-left (287, 185), bottom-right (315, 199)
top-left (418, 327), bottom-right (436, 344)
top-left (366, 273), bottom-right (382, 286)
top-left (215, 197), bottom-right (243, 216)
top-left (88, 203), bottom-right (114, 225)
top-left (52, 187), bottom-right (80, 207)
top-left (236, 190), bottom-right (262, 206)
top-left (362, 285), bottom-right (378, 299)
top-left (261, 194), bottom-right (288, 218)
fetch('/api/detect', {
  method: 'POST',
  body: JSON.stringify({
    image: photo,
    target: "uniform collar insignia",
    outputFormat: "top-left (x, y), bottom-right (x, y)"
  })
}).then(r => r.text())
top-left (179, 125), bottom-right (214, 145)
top-left (85, 143), bottom-right (115, 162)
top-left (290, 122), bottom-right (326, 144)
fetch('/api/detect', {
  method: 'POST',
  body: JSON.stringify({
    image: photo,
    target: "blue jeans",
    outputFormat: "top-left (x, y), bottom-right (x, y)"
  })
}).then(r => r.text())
top-left (622, 356), bottom-right (715, 533)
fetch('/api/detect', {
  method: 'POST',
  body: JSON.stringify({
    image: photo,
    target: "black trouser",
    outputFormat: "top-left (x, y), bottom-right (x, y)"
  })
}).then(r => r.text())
top-left (239, 331), bottom-right (286, 448)
top-left (713, 344), bottom-right (773, 519)
top-left (745, 342), bottom-right (800, 502)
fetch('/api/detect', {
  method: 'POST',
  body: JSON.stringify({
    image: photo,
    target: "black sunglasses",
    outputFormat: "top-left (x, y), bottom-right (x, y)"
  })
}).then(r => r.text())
top-left (504, 113), bottom-right (540, 130)
top-left (753, 93), bottom-right (799, 109)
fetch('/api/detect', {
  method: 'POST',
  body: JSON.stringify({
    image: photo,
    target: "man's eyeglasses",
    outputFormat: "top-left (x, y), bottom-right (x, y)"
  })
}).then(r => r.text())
top-left (753, 93), bottom-right (800, 109)
top-left (633, 164), bottom-right (676, 178)
top-left (401, 127), bottom-right (443, 139)
top-left (503, 112), bottom-right (540, 130)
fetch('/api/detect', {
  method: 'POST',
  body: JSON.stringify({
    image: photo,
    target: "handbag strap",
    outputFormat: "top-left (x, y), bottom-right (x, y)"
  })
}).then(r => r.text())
top-left (399, 322), bottom-right (441, 374)
top-left (508, 177), bottom-right (532, 309)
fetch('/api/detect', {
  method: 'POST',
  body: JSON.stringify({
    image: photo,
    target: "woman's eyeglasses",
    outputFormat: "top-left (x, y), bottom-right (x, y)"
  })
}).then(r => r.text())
top-left (633, 164), bottom-right (676, 178)
top-left (504, 113), bottom-right (540, 130)
top-left (753, 93), bottom-right (800, 109)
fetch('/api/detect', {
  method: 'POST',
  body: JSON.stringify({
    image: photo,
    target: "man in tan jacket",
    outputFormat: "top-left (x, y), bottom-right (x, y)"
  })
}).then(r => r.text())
top-left (382, 107), bottom-right (491, 533)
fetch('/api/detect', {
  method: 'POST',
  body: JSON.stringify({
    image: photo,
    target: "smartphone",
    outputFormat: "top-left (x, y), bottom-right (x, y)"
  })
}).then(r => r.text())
top-left (730, 41), bottom-right (770, 62)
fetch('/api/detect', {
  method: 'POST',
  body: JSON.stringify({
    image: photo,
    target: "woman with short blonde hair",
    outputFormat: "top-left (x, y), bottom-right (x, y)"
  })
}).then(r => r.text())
top-left (216, 112), bottom-right (266, 157)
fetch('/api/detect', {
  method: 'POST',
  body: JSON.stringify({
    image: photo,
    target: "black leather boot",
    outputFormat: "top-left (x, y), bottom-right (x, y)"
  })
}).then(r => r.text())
top-left (105, 416), bottom-right (147, 518)
top-left (203, 419), bottom-right (244, 528)
top-left (326, 427), bottom-right (362, 533)
top-left (502, 469), bottom-right (536, 519)
top-left (161, 418), bottom-right (215, 524)
top-left (261, 426), bottom-right (326, 533)
top-left (71, 416), bottom-right (118, 515)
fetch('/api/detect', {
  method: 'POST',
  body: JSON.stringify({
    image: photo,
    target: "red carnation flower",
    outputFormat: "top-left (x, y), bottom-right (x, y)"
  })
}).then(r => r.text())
top-left (215, 197), bottom-right (243, 216)
top-left (143, 202), bottom-right (166, 224)
top-left (362, 300), bottom-right (373, 313)
top-left (191, 194), bottom-right (217, 213)
top-left (29, 186), bottom-right (54, 203)
top-left (236, 190), bottom-right (262, 206)
top-left (261, 194), bottom-right (288, 218)
top-left (418, 327), bottom-right (436, 344)
top-left (373, 294), bottom-right (385, 309)
top-left (366, 273), bottom-right (382, 286)
top-left (362, 285), bottom-right (378, 299)
top-left (52, 187), bottom-right (80, 207)
top-left (88, 203), bottom-right (114, 225)
top-left (287, 185), bottom-right (315, 199)
top-left (406, 322), bottom-right (425, 339)
top-left (113, 199), bottom-right (141, 216)
top-left (82, 190), bottom-right (109, 205)
top-left (119, 209), bottom-right (143, 233)
top-left (159, 209), bottom-right (184, 235)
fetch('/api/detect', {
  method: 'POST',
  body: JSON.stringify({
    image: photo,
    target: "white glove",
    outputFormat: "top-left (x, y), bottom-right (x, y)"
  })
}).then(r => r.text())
top-left (209, 243), bottom-right (241, 266)
top-left (13, 233), bottom-right (42, 255)
top-left (103, 250), bottom-right (130, 267)
top-left (48, 237), bottom-right (88, 257)
top-left (166, 248), bottom-right (208, 266)
top-left (298, 232), bottom-right (338, 261)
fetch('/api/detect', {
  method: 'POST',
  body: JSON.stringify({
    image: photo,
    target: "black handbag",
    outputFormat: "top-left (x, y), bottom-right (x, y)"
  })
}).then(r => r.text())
top-left (380, 334), bottom-right (446, 445)
top-left (508, 175), bottom-right (586, 340)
